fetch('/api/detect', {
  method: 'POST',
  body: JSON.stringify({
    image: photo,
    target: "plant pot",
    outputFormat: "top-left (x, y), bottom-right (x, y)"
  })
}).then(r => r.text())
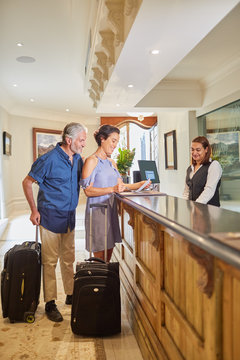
top-left (122, 175), bottom-right (130, 184)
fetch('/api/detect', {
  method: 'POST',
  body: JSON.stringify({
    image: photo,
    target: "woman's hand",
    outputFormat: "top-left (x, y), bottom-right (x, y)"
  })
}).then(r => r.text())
top-left (113, 183), bottom-right (126, 193)
top-left (123, 179), bottom-right (152, 191)
top-left (138, 180), bottom-right (151, 189)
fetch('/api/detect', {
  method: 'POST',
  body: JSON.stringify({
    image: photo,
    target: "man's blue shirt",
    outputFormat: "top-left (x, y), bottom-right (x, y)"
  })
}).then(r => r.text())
top-left (29, 143), bottom-right (83, 233)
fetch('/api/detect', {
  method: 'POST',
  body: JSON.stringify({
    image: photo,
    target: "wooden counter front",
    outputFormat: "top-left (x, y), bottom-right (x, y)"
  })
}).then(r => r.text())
top-left (114, 194), bottom-right (240, 360)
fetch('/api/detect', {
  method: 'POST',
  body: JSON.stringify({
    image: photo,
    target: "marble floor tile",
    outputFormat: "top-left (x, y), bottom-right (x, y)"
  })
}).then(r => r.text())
top-left (0, 207), bottom-right (143, 360)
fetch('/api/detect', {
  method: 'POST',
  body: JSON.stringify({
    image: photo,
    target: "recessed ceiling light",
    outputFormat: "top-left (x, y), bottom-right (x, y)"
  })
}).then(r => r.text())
top-left (116, 103), bottom-right (120, 107)
top-left (17, 42), bottom-right (24, 47)
top-left (65, 108), bottom-right (70, 112)
top-left (30, 98), bottom-right (35, 102)
top-left (16, 56), bottom-right (36, 63)
top-left (128, 84), bottom-right (134, 88)
top-left (151, 49), bottom-right (160, 55)
top-left (13, 84), bottom-right (18, 87)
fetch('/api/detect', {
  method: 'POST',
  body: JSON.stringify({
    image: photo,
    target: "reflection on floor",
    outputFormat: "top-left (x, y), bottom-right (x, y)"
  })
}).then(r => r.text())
top-left (0, 207), bottom-right (143, 360)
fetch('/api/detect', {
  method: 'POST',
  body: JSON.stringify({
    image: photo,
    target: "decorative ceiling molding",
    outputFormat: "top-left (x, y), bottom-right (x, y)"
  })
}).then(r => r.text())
top-left (95, 51), bottom-right (109, 81)
top-left (105, 0), bottom-right (125, 46)
top-left (125, 0), bottom-right (139, 16)
top-left (90, 79), bottom-right (100, 98)
top-left (86, 0), bottom-right (143, 109)
top-left (88, 89), bottom-right (97, 108)
top-left (92, 67), bottom-right (104, 92)
top-left (99, 29), bottom-right (115, 65)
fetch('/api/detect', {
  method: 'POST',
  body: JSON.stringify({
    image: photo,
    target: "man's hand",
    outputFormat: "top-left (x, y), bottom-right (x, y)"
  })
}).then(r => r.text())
top-left (30, 210), bottom-right (41, 225)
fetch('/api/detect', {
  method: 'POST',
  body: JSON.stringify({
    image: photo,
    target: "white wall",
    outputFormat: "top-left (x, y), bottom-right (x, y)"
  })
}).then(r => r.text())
top-left (0, 106), bottom-right (11, 235)
top-left (0, 106), bottom-right (11, 219)
top-left (157, 111), bottom-right (198, 197)
top-left (3, 113), bottom-right (98, 215)
top-left (157, 57), bottom-right (240, 197)
top-left (197, 67), bottom-right (240, 117)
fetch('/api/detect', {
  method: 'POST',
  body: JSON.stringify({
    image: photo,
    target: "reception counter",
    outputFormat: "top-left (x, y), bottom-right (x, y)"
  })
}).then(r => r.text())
top-left (114, 194), bottom-right (240, 360)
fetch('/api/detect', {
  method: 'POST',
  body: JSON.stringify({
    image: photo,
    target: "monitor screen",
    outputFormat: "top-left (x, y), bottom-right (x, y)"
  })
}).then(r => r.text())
top-left (138, 160), bottom-right (160, 184)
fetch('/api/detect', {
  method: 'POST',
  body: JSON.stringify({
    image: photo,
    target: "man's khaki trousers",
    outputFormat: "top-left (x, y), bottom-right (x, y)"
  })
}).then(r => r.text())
top-left (39, 226), bottom-right (75, 303)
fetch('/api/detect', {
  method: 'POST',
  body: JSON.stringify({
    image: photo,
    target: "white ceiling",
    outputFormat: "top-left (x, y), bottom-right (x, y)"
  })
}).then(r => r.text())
top-left (0, 0), bottom-right (96, 121)
top-left (0, 0), bottom-right (239, 123)
top-left (98, 0), bottom-right (240, 113)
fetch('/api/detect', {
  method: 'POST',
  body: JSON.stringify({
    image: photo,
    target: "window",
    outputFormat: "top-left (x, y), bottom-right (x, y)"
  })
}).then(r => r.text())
top-left (198, 99), bottom-right (240, 212)
top-left (112, 121), bottom-right (158, 180)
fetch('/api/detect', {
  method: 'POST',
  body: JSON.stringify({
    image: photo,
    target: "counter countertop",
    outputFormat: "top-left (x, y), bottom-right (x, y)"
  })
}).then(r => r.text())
top-left (116, 193), bottom-right (240, 269)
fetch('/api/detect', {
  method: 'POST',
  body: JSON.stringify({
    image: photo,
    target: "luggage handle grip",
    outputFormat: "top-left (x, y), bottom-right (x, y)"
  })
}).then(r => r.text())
top-left (85, 257), bottom-right (106, 264)
top-left (90, 203), bottom-right (107, 209)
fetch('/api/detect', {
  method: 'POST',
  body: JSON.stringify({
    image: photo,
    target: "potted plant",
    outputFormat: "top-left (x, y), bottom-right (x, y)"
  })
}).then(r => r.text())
top-left (116, 147), bottom-right (135, 183)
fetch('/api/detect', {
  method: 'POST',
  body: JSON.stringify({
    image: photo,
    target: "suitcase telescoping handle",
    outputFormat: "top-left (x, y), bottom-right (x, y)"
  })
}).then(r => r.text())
top-left (89, 203), bottom-right (108, 262)
top-left (35, 225), bottom-right (39, 249)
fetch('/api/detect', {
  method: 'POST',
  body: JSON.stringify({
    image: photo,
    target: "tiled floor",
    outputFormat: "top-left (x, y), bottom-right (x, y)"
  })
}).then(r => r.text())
top-left (0, 207), bottom-right (143, 360)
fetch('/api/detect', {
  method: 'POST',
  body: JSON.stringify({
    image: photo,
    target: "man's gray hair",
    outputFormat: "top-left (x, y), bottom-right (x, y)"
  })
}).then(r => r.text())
top-left (62, 122), bottom-right (87, 144)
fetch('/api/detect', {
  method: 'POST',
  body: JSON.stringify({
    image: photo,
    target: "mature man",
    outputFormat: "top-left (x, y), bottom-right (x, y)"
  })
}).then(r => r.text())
top-left (22, 122), bottom-right (87, 322)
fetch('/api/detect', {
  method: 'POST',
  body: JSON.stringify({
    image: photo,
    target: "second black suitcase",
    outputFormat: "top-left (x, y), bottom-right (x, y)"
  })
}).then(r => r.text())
top-left (1, 226), bottom-right (41, 323)
top-left (71, 203), bottom-right (121, 336)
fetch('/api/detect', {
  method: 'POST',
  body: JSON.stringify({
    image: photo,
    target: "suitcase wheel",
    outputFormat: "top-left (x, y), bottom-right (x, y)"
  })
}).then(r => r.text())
top-left (24, 312), bottom-right (35, 323)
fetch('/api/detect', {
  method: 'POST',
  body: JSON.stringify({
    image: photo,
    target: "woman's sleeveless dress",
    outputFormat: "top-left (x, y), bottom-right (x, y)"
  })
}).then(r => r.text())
top-left (80, 157), bottom-right (122, 252)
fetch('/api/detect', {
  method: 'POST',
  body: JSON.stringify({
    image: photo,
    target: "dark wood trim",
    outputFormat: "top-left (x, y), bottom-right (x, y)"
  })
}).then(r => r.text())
top-left (100, 116), bottom-right (157, 129)
top-left (164, 130), bottom-right (177, 170)
top-left (3, 131), bottom-right (12, 156)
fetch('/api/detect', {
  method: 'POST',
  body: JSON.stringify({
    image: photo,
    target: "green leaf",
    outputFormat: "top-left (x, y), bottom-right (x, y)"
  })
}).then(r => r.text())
top-left (116, 147), bottom-right (136, 175)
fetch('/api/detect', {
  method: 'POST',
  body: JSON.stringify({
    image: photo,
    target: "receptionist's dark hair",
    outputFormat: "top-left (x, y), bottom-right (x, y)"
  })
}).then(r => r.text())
top-left (191, 136), bottom-right (211, 165)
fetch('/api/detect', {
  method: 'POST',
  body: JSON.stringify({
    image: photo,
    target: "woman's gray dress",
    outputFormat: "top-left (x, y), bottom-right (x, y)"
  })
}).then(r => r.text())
top-left (80, 157), bottom-right (122, 252)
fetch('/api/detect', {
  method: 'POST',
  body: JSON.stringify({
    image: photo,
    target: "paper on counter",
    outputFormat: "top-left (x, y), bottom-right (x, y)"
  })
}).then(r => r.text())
top-left (135, 178), bottom-right (151, 192)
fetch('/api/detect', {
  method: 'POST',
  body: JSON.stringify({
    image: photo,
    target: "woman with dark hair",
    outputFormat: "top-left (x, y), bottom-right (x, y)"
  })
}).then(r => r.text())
top-left (81, 124), bottom-right (150, 261)
top-left (183, 136), bottom-right (222, 207)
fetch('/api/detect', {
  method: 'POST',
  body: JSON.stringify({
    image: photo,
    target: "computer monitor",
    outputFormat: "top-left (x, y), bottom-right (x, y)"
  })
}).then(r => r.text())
top-left (138, 160), bottom-right (160, 184)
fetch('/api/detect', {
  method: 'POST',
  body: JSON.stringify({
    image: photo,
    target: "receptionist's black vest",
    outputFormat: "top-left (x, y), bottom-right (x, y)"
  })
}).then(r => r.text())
top-left (186, 163), bottom-right (221, 207)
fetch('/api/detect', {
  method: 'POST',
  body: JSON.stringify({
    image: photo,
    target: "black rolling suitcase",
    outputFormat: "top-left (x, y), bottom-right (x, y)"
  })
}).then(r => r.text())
top-left (1, 226), bottom-right (41, 323)
top-left (71, 203), bottom-right (121, 336)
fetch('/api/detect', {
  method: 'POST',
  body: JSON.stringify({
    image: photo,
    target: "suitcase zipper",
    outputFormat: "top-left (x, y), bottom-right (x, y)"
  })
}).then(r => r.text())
top-left (20, 273), bottom-right (24, 301)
